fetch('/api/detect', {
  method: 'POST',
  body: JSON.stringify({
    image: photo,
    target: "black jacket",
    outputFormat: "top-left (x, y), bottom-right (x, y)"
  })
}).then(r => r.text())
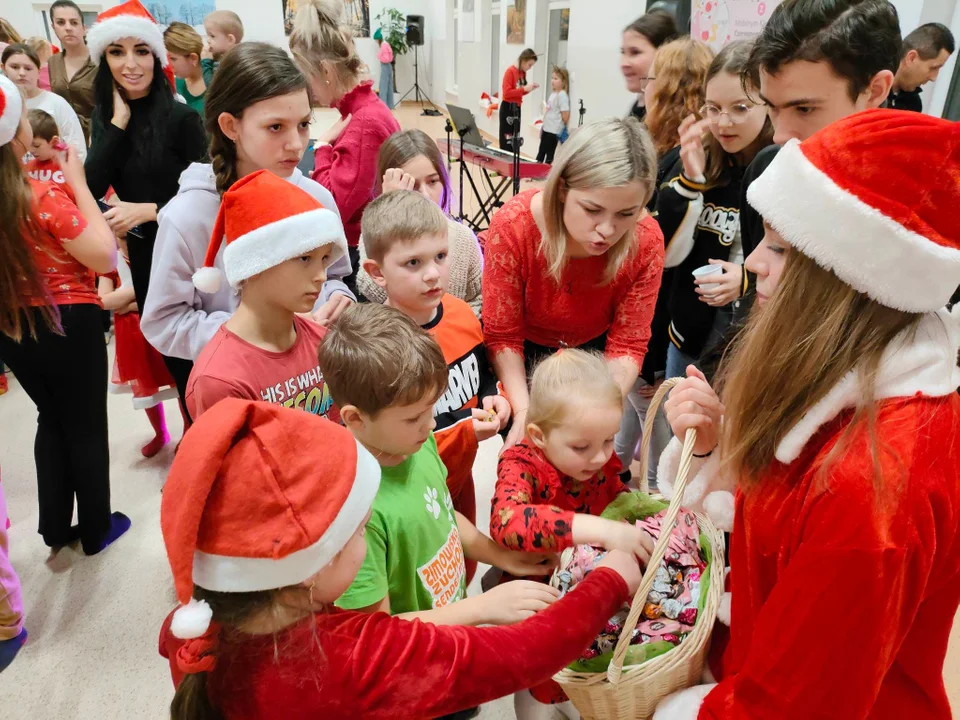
top-left (733, 144), bottom-right (780, 323)
top-left (657, 157), bottom-right (750, 357)
top-left (887, 87), bottom-right (924, 113)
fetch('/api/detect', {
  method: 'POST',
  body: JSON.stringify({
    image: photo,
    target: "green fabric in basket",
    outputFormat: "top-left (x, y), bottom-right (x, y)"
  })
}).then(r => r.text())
top-left (567, 491), bottom-right (714, 673)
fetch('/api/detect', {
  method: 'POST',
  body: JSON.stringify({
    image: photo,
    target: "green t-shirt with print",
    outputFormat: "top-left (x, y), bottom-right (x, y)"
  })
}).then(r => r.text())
top-left (336, 434), bottom-right (467, 614)
top-left (175, 77), bottom-right (206, 116)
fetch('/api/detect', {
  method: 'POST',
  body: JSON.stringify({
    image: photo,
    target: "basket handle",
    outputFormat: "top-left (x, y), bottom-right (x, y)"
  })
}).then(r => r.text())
top-left (607, 377), bottom-right (699, 685)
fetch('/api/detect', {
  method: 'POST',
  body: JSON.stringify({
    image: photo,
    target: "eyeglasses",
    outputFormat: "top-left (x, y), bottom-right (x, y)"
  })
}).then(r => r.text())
top-left (699, 102), bottom-right (757, 124)
top-left (639, 76), bottom-right (655, 89)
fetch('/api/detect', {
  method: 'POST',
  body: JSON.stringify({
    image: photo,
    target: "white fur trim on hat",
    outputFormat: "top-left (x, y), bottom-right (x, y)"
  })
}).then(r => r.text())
top-left (87, 15), bottom-right (168, 67)
top-left (170, 598), bottom-right (213, 639)
top-left (0, 75), bottom-right (23, 147)
top-left (223, 208), bottom-right (347, 288)
top-left (192, 439), bottom-right (380, 593)
top-left (747, 140), bottom-right (960, 313)
top-left (653, 684), bottom-right (718, 720)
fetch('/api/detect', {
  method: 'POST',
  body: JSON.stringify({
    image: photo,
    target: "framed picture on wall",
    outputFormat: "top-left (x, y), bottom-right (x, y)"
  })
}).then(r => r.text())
top-left (506, 0), bottom-right (526, 45)
top-left (144, 1), bottom-right (214, 26)
top-left (283, 0), bottom-right (298, 35)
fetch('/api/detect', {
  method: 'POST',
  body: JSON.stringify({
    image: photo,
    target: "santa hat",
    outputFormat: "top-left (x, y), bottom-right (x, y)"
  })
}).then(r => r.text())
top-left (87, 0), bottom-right (168, 67)
top-left (160, 399), bottom-right (381, 640)
top-left (192, 169), bottom-right (348, 294)
top-left (0, 75), bottom-right (24, 147)
top-left (747, 109), bottom-right (960, 313)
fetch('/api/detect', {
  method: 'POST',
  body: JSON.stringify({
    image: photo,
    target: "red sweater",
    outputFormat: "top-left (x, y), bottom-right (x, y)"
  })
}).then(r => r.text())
top-left (700, 396), bottom-right (960, 719)
top-left (160, 569), bottom-right (628, 719)
top-left (502, 65), bottom-right (528, 104)
top-left (491, 442), bottom-right (625, 552)
top-left (312, 80), bottom-right (400, 247)
top-left (482, 189), bottom-right (664, 372)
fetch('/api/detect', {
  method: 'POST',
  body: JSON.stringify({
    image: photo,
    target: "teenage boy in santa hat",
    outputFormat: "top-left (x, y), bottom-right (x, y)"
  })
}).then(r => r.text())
top-left (654, 110), bottom-right (960, 719)
top-left (159, 399), bottom-right (644, 718)
top-left (185, 170), bottom-right (347, 419)
top-left (697, 0), bottom-right (901, 331)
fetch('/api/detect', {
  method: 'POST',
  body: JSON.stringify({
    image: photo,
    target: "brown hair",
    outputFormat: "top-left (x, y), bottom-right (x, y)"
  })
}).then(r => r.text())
top-left (0, 115), bottom-right (59, 340)
top-left (376, 129), bottom-right (453, 213)
top-left (25, 37), bottom-right (52, 63)
top-left (164, 21), bottom-right (204, 58)
top-left (28, 108), bottom-right (58, 141)
top-left (624, 10), bottom-right (679, 48)
top-left (702, 40), bottom-right (774, 186)
top-left (2, 43), bottom-right (41, 72)
top-left (204, 43), bottom-right (311, 195)
top-left (645, 37), bottom-right (714, 157)
top-left (317, 303), bottom-right (448, 417)
top-left (551, 65), bottom-right (570, 93)
top-left (527, 349), bottom-right (622, 434)
top-left (203, 9), bottom-right (244, 41)
top-left (289, 0), bottom-right (364, 95)
top-left (540, 117), bottom-right (657, 284)
top-left (361, 190), bottom-right (447, 263)
top-left (717, 251), bottom-right (921, 489)
top-left (170, 584), bottom-right (314, 720)
top-left (0, 18), bottom-right (22, 45)
top-left (517, 47), bottom-right (538, 68)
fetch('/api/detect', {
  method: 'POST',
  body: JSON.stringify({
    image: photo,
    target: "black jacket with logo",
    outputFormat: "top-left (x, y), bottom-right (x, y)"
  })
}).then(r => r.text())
top-left (656, 157), bottom-right (750, 357)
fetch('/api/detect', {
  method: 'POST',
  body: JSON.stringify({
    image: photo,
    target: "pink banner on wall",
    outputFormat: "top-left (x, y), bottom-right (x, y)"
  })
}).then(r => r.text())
top-left (691, 0), bottom-right (785, 52)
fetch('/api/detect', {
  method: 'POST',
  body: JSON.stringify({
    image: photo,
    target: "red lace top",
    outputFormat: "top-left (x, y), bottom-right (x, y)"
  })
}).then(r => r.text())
top-left (481, 189), bottom-right (664, 371)
top-left (490, 441), bottom-right (625, 553)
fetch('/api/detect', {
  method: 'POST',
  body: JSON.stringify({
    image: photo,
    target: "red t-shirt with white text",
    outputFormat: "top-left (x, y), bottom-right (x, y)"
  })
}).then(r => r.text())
top-left (24, 158), bottom-right (75, 201)
top-left (185, 315), bottom-right (338, 420)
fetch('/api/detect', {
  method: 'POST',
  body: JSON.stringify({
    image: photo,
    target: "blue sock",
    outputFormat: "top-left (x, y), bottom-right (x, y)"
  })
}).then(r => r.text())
top-left (0, 628), bottom-right (27, 673)
top-left (83, 512), bottom-right (131, 556)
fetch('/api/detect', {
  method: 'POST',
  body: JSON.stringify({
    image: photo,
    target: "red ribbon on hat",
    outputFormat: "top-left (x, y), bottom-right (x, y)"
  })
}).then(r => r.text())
top-left (175, 621), bottom-right (222, 675)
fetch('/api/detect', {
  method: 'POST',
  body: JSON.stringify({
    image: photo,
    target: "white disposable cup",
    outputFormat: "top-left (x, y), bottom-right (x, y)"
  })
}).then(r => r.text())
top-left (692, 264), bottom-right (723, 281)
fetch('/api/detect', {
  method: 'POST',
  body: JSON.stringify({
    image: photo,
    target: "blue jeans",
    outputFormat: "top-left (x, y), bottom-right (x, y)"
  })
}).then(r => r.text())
top-left (665, 305), bottom-right (735, 379)
top-left (666, 344), bottom-right (698, 381)
top-left (614, 376), bottom-right (671, 491)
top-left (379, 61), bottom-right (394, 109)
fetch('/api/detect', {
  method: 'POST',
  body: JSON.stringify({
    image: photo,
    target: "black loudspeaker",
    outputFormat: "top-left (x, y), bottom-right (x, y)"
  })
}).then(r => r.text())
top-left (406, 14), bottom-right (425, 46)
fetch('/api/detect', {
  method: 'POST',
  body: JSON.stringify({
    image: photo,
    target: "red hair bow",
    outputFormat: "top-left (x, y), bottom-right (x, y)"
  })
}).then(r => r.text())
top-left (175, 622), bottom-right (222, 675)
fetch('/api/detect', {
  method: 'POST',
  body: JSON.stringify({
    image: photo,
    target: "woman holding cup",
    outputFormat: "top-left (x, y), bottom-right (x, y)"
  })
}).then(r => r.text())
top-left (656, 41), bottom-right (772, 379)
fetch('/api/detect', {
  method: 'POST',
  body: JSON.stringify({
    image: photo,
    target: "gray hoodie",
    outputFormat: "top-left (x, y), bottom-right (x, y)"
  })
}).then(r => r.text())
top-left (141, 163), bottom-right (354, 361)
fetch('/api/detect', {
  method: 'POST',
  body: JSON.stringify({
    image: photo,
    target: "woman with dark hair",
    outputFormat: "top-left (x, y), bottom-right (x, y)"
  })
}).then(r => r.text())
top-left (47, 0), bottom-right (96, 142)
top-left (499, 47), bottom-right (539, 151)
top-left (83, 0), bottom-right (205, 405)
top-left (621, 10), bottom-right (679, 121)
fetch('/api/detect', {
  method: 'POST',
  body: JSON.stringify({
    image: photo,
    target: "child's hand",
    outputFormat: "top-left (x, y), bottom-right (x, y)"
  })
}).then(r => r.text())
top-left (678, 115), bottom-right (711, 181)
top-left (596, 549), bottom-right (643, 596)
top-left (382, 167), bottom-right (416, 193)
top-left (478, 580), bottom-right (560, 625)
top-left (312, 294), bottom-right (353, 326)
top-left (472, 408), bottom-right (500, 442)
top-left (493, 547), bottom-right (558, 577)
top-left (482, 394), bottom-right (512, 429)
top-left (57, 144), bottom-right (86, 188)
top-left (602, 521), bottom-right (654, 565)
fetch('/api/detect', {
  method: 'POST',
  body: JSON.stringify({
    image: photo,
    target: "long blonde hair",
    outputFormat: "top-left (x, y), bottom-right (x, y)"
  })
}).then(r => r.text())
top-left (289, 0), bottom-right (364, 93)
top-left (540, 117), bottom-right (656, 285)
top-left (527, 349), bottom-right (623, 434)
top-left (717, 251), bottom-right (922, 489)
top-left (645, 37), bottom-right (713, 157)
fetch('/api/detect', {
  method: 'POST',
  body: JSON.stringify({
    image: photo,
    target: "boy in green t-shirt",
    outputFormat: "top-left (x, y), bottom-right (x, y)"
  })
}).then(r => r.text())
top-left (318, 303), bottom-right (557, 623)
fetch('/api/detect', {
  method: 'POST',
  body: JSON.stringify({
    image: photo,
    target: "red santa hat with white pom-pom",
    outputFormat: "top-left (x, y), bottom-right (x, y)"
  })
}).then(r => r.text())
top-left (86, 0), bottom-right (179, 89)
top-left (0, 75), bottom-right (24, 147)
top-left (192, 169), bottom-right (347, 294)
top-left (160, 399), bottom-right (380, 646)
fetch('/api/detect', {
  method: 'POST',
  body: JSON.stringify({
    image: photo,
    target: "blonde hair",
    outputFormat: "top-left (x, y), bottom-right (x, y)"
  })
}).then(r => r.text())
top-left (540, 117), bottom-right (656, 284)
top-left (0, 19), bottom-right (22, 45)
top-left (204, 10), bottom-right (244, 41)
top-left (289, 0), bottom-right (364, 92)
top-left (646, 37), bottom-right (713, 157)
top-left (717, 251), bottom-right (921, 490)
top-left (527, 349), bottom-right (623, 434)
top-left (361, 190), bottom-right (448, 263)
top-left (25, 37), bottom-right (52, 63)
top-left (316, 303), bottom-right (449, 417)
top-left (164, 21), bottom-right (203, 58)
top-left (552, 65), bottom-right (569, 92)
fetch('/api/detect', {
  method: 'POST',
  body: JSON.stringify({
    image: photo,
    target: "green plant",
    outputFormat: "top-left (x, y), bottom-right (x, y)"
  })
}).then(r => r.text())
top-left (375, 8), bottom-right (410, 56)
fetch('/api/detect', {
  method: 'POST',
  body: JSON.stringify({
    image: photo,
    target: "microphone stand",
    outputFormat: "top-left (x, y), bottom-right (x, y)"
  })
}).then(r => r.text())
top-left (507, 106), bottom-right (523, 195)
top-left (578, 99), bottom-right (586, 127)
top-left (444, 118), bottom-right (454, 171)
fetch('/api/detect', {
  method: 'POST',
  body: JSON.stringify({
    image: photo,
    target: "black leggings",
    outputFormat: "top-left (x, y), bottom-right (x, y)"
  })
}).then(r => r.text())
top-left (537, 131), bottom-right (559, 163)
top-left (0, 304), bottom-right (112, 547)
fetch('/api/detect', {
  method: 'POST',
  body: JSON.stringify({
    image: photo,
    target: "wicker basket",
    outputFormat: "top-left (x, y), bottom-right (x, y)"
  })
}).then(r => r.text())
top-left (554, 377), bottom-right (725, 719)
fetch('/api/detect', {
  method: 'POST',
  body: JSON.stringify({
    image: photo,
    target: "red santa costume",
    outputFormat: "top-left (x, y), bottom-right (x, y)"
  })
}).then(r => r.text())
top-left (653, 110), bottom-right (960, 720)
top-left (158, 399), bottom-right (635, 719)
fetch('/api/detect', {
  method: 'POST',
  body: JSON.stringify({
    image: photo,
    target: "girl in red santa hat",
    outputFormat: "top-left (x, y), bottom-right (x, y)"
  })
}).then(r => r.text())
top-left (84, 0), bottom-right (206, 417)
top-left (159, 399), bottom-right (645, 719)
top-left (653, 109), bottom-right (960, 719)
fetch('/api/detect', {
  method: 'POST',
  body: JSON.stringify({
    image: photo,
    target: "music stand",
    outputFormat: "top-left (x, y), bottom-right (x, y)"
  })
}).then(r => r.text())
top-left (447, 105), bottom-right (494, 228)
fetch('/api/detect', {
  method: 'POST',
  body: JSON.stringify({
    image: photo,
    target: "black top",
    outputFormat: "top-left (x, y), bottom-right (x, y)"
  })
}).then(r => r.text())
top-left (630, 100), bottom-right (646, 122)
top-left (85, 98), bottom-right (207, 233)
top-left (887, 87), bottom-right (924, 113)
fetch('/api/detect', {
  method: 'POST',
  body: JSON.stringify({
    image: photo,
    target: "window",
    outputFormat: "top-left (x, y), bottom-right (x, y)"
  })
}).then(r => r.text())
top-left (491, 11), bottom-right (501, 95)
top-left (447, 0), bottom-right (460, 94)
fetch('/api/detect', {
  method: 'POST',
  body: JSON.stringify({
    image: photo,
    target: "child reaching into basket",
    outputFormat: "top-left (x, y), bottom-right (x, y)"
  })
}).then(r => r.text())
top-left (490, 348), bottom-right (656, 719)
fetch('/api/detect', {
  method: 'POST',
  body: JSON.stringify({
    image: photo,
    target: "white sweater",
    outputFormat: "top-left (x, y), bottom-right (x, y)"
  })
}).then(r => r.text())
top-left (25, 91), bottom-right (87, 161)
